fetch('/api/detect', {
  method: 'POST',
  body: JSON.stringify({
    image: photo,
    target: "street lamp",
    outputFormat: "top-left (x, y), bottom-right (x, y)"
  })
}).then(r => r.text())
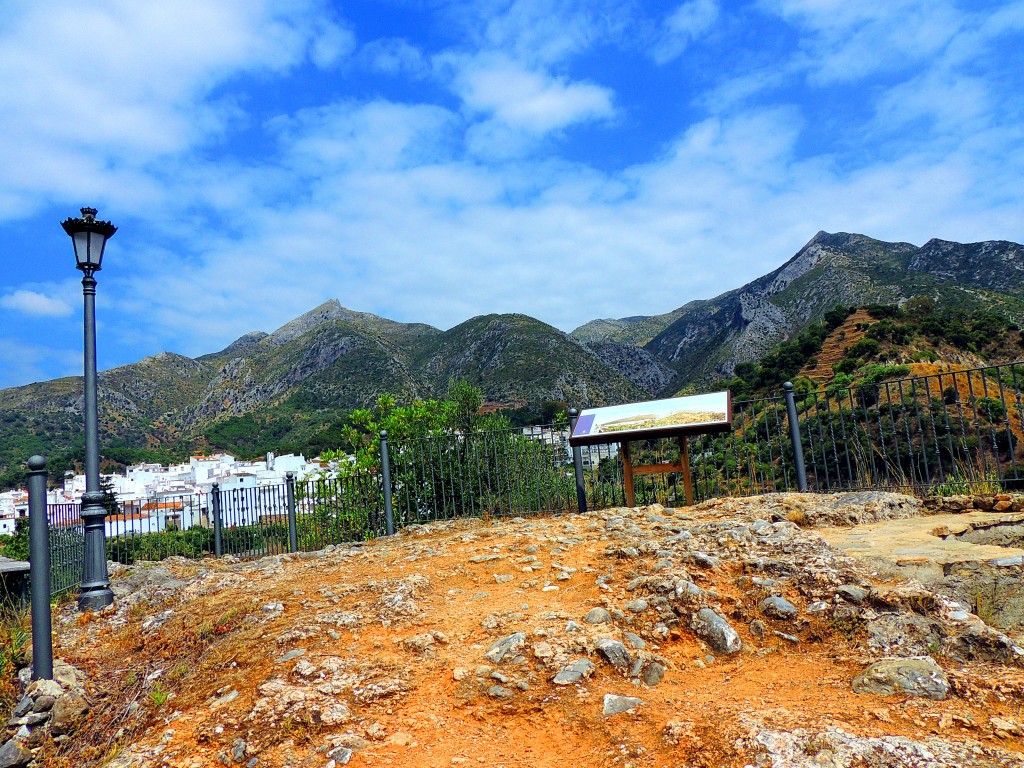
top-left (61, 207), bottom-right (117, 611)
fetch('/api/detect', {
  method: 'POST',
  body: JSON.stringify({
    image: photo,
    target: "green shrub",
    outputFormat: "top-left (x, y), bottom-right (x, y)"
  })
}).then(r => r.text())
top-left (0, 519), bottom-right (29, 561)
top-left (976, 397), bottom-right (1006, 423)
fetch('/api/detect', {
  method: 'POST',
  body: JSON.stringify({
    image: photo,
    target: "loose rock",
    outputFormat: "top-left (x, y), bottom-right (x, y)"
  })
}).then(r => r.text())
top-left (603, 694), bottom-right (644, 716)
top-left (690, 608), bottom-right (742, 655)
top-left (851, 657), bottom-right (950, 700)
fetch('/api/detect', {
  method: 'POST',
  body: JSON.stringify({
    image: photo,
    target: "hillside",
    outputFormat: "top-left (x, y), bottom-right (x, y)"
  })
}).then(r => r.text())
top-left (714, 299), bottom-right (1024, 402)
top-left (24, 493), bottom-right (1024, 767)
top-left (2, 231), bottom-right (1023, 488)
top-left (409, 314), bottom-right (646, 407)
top-left (640, 232), bottom-right (1024, 388)
top-left (0, 304), bottom-right (649, 488)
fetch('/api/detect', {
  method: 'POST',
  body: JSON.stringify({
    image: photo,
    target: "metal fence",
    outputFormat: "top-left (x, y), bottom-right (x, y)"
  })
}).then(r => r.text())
top-left (41, 472), bottom-right (384, 596)
top-left (795, 362), bottom-right (1024, 493)
top-left (35, 361), bottom-right (1024, 598)
top-left (48, 504), bottom-right (84, 596)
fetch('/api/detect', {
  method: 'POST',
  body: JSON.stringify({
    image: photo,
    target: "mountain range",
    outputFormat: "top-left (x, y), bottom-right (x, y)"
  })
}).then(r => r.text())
top-left (1, 230), bottom-right (1022, 486)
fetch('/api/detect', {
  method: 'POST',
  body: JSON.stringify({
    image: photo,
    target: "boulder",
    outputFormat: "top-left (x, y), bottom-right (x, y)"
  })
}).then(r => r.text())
top-left (691, 608), bottom-right (742, 655)
top-left (851, 657), bottom-right (949, 700)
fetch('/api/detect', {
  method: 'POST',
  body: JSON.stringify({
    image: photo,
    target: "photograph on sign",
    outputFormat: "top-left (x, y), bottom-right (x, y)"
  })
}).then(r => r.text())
top-left (571, 391), bottom-right (731, 445)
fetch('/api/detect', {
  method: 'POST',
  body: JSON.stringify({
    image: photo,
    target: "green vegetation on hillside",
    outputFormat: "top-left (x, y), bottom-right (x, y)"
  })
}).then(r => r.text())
top-left (719, 306), bottom-right (854, 399)
top-left (719, 299), bottom-right (1024, 402)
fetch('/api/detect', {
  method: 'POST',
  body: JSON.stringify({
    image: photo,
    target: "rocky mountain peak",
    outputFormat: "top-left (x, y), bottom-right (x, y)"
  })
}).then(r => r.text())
top-left (267, 299), bottom-right (348, 345)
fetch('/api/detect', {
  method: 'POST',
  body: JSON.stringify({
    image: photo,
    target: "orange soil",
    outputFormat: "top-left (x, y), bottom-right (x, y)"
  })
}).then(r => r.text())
top-left (49, 508), bottom-right (1024, 768)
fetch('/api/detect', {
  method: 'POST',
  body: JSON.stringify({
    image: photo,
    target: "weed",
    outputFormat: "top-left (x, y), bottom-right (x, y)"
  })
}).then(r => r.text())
top-left (785, 508), bottom-right (808, 526)
top-left (930, 459), bottom-right (1003, 497)
top-left (148, 681), bottom-right (170, 708)
top-left (969, 582), bottom-right (1005, 628)
top-left (168, 663), bottom-right (190, 682)
top-left (127, 599), bottom-right (150, 621)
top-left (213, 605), bottom-right (251, 635)
top-left (0, 608), bottom-right (30, 712)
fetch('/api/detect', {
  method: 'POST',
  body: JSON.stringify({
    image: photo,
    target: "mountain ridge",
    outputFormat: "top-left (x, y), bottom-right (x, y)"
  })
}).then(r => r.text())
top-left (2, 230), bottom-right (1023, 487)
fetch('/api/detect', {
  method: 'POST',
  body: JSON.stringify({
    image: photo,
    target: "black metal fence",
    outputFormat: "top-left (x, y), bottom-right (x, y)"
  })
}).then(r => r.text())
top-left (35, 361), bottom-right (1024, 597)
top-left (48, 504), bottom-right (84, 596)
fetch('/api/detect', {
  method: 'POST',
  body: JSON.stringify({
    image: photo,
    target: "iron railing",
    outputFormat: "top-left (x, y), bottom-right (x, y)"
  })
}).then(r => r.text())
top-left (30, 361), bottom-right (1024, 597)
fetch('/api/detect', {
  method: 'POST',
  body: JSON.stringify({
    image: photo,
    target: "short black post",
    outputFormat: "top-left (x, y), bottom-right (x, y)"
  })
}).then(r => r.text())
top-left (285, 472), bottom-right (298, 553)
top-left (379, 431), bottom-right (395, 535)
top-left (212, 483), bottom-right (223, 557)
top-left (27, 456), bottom-right (53, 680)
top-left (783, 381), bottom-right (809, 492)
top-left (568, 408), bottom-right (587, 513)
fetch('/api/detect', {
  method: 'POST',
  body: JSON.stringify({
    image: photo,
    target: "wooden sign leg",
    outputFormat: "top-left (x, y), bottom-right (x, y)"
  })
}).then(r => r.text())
top-left (620, 441), bottom-right (636, 507)
top-left (679, 437), bottom-right (694, 507)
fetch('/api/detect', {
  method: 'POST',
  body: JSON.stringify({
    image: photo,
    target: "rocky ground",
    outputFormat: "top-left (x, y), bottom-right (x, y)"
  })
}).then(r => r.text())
top-left (9, 492), bottom-right (1024, 767)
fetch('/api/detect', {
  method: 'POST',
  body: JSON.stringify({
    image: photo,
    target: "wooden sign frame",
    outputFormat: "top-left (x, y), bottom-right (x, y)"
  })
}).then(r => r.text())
top-left (621, 436), bottom-right (694, 507)
top-left (569, 391), bottom-right (732, 508)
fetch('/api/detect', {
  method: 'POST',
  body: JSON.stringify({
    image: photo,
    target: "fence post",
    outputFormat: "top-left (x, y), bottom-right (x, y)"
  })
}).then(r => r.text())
top-left (568, 409), bottom-right (588, 513)
top-left (783, 381), bottom-right (809, 492)
top-left (212, 482), bottom-right (223, 557)
top-left (379, 431), bottom-right (395, 536)
top-left (27, 456), bottom-right (53, 681)
top-left (285, 472), bottom-right (298, 553)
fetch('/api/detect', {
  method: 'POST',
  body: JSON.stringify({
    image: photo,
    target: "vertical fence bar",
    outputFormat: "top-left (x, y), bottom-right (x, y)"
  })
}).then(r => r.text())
top-left (27, 456), bottom-right (53, 680)
top-left (380, 431), bottom-right (395, 535)
top-left (285, 472), bottom-right (298, 553)
top-left (783, 382), bottom-right (809, 492)
top-left (212, 482), bottom-right (223, 557)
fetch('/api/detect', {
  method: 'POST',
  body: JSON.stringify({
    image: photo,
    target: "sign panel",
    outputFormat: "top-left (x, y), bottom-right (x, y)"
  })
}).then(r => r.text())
top-left (569, 391), bottom-right (732, 447)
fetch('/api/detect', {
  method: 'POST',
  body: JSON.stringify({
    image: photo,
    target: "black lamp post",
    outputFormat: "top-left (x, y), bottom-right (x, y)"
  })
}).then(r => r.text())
top-left (61, 207), bottom-right (117, 611)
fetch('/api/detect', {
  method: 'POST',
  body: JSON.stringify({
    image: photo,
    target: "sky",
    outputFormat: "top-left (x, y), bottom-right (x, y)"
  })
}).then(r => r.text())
top-left (1, 0), bottom-right (1022, 390)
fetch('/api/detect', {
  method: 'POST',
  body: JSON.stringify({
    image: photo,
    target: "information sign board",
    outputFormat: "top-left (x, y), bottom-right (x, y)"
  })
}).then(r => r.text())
top-left (569, 391), bottom-right (732, 447)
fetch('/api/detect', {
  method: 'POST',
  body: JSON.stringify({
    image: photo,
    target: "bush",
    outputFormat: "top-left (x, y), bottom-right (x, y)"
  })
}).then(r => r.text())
top-left (845, 338), bottom-right (880, 360)
top-left (976, 397), bottom-right (1006, 423)
top-left (0, 519), bottom-right (29, 561)
top-left (826, 373), bottom-right (855, 401)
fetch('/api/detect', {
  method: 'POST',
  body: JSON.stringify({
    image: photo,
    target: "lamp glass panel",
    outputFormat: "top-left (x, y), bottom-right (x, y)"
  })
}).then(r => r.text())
top-left (90, 232), bottom-right (107, 268)
top-left (73, 231), bottom-right (91, 267)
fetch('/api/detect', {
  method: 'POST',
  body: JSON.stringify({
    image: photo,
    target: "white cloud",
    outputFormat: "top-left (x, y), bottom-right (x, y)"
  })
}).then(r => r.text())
top-left (654, 0), bottom-right (720, 63)
top-left (447, 0), bottom-right (635, 66)
top-left (0, 0), bottom-right (352, 221)
top-left (0, 290), bottom-right (72, 317)
top-left (761, 0), bottom-right (962, 83)
top-left (310, 18), bottom-right (356, 68)
top-left (453, 56), bottom-right (614, 135)
top-left (0, 0), bottom-right (1022, 391)
top-left (872, 70), bottom-right (990, 142)
top-left (359, 38), bottom-right (428, 77)
top-left (271, 100), bottom-right (458, 172)
top-left (0, 339), bottom-right (79, 389)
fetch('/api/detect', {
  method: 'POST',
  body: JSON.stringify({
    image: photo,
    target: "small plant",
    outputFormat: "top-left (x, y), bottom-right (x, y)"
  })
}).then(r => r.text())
top-left (148, 681), bottom-right (170, 708)
top-left (0, 609), bottom-right (31, 712)
top-left (785, 508), bottom-right (808, 526)
top-left (127, 599), bottom-right (150, 621)
top-left (168, 663), bottom-right (190, 683)
top-left (930, 460), bottom-right (1003, 497)
top-left (969, 585), bottom-right (999, 627)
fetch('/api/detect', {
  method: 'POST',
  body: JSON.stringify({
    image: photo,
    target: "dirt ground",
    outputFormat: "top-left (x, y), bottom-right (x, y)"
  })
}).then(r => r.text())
top-left (43, 498), bottom-right (1024, 768)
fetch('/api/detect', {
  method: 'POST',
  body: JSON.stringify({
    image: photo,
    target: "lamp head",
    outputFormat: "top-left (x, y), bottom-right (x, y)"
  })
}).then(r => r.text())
top-left (61, 207), bottom-right (117, 274)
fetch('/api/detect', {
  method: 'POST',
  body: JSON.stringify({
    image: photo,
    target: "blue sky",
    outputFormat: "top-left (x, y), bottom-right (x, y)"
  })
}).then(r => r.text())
top-left (1, 0), bottom-right (1022, 390)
